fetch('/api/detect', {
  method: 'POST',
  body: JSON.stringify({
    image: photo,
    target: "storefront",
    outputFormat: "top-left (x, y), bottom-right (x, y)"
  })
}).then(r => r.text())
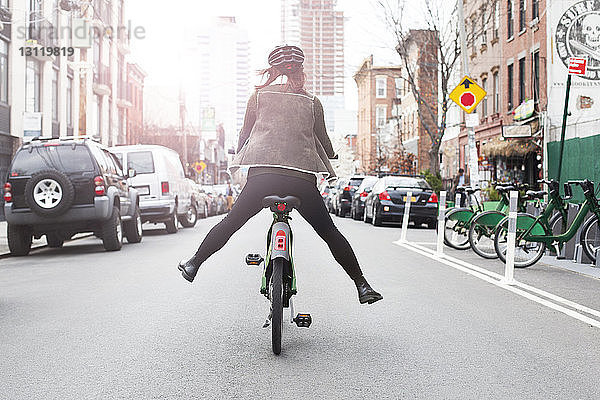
top-left (480, 135), bottom-right (541, 185)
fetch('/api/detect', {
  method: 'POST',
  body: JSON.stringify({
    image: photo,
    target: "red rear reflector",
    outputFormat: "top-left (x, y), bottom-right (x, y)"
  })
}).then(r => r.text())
top-left (274, 230), bottom-right (286, 251)
top-left (360, 191), bottom-right (368, 197)
top-left (378, 191), bottom-right (391, 201)
top-left (3, 192), bottom-right (12, 202)
top-left (428, 192), bottom-right (439, 203)
top-left (161, 181), bottom-right (169, 194)
top-left (277, 203), bottom-right (286, 212)
top-left (343, 186), bottom-right (351, 191)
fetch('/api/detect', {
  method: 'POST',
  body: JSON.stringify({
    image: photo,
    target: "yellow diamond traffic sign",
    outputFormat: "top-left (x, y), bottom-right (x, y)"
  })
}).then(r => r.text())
top-left (193, 161), bottom-right (207, 173)
top-left (449, 76), bottom-right (487, 114)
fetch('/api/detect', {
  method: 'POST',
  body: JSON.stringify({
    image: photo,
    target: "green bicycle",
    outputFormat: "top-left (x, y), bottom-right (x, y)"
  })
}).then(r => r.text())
top-left (468, 181), bottom-right (562, 259)
top-left (494, 180), bottom-right (600, 268)
top-left (245, 195), bottom-right (312, 355)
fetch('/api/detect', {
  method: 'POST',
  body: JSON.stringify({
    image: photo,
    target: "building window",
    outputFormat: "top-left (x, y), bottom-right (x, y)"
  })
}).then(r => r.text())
top-left (52, 68), bottom-right (59, 121)
top-left (67, 76), bottom-right (73, 127)
top-left (471, 18), bottom-right (477, 51)
top-left (507, 63), bottom-right (514, 110)
top-left (375, 76), bottom-right (387, 98)
top-left (493, 71), bottom-right (499, 113)
top-left (518, 57), bottom-right (526, 104)
top-left (0, 40), bottom-right (8, 104)
top-left (96, 96), bottom-right (102, 136)
top-left (395, 78), bottom-right (402, 98)
top-left (0, 0), bottom-right (8, 8)
top-left (376, 105), bottom-right (387, 127)
top-left (493, 1), bottom-right (500, 39)
top-left (481, 78), bottom-right (488, 117)
top-left (533, 51), bottom-right (540, 104)
top-left (481, 12), bottom-right (487, 45)
top-left (532, 0), bottom-right (539, 20)
top-left (519, 0), bottom-right (526, 32)
top-left (26, 59), bottom-right (41, 112)
top-left (507, 0), bottom-right (514, 39)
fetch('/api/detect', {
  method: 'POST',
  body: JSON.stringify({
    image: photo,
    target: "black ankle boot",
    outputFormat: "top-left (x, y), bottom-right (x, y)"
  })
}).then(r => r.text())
top-left (178, 259), bottom-right (200, 283)
top-left (354, 276), bottom-right (383, 304)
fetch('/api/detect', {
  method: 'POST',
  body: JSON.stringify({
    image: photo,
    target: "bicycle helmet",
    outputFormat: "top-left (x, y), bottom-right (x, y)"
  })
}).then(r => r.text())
top-left (268, 45), bottom-right (305, 71)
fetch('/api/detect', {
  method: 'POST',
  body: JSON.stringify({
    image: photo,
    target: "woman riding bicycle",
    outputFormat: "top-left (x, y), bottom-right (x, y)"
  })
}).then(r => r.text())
top-left (178, 45), bottom-right (383, 304)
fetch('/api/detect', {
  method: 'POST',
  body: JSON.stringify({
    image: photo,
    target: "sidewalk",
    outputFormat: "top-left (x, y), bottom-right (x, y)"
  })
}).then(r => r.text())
top-left (0, 221), bottom-right (48, 257)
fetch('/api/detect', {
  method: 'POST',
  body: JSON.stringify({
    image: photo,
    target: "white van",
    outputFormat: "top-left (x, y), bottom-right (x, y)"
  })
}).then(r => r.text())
top-left (109, 145), bottom-right (196, 233)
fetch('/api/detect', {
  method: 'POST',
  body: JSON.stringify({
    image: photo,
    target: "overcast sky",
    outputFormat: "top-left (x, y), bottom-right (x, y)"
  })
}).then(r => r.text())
top-left (126, 0), bottom-right (403, 117)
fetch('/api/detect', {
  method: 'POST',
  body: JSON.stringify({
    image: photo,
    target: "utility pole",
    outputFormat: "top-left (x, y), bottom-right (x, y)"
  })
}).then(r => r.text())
top-left (456, 0), bottom-right (481, 188)
top-left (179, 86), bottom-right (188, 169)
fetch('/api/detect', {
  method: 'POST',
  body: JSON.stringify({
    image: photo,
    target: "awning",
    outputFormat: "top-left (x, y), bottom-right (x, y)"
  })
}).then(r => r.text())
top-left (480, 136), bottom-right (537, 157)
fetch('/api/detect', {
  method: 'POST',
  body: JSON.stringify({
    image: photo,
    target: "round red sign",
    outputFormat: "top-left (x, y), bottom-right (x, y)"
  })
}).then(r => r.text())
top-left (460, 92), bottom-right (475, 107)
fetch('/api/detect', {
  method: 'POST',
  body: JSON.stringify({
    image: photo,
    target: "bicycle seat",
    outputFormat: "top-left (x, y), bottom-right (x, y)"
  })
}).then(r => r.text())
top-left (526, 190), bottom-right (546, 199)
top-left (455, 187), bottom-right (467, 193)
top-left (497, 185), bottom-right (515, 193)
top-left (262, 195), bottom-right (301, 212)
top-left (466, 187), bottom-right (480, 194)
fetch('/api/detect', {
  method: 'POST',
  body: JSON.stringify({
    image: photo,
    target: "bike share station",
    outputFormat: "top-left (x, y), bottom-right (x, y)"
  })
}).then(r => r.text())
top-left (395, 62), bottom-right (600, 329)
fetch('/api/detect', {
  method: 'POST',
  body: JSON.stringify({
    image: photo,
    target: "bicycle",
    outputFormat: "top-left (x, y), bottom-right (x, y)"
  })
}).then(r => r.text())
top-left (443, 186), bottom-right (483, 249)
top-left (493, 179), bottom-right (600, 268)
top-left (468, 183), bottom-right (537, 259)
top-left (244, 195), bottom-right (312, 355)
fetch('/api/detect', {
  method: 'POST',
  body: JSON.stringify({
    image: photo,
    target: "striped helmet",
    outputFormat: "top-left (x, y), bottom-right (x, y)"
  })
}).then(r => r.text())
top-left (268, 45), bottom-right (305, 69)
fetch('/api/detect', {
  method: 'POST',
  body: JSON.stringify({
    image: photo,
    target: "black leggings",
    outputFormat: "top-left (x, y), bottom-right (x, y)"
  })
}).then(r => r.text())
top-left (190, 173), bottom-right (363, 281)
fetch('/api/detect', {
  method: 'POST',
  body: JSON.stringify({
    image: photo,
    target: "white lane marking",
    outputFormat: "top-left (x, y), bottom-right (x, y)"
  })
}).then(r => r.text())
top-left (393, 240), bottom-right (600, 329)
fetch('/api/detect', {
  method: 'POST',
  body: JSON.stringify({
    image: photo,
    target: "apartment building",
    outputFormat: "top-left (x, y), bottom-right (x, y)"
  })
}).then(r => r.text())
top-left (126, 62), bottom-right (146, 144)
top-left (353, 55), bottom-right (402, 174)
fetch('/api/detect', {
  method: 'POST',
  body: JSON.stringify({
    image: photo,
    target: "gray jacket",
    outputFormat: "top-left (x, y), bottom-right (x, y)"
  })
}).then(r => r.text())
top-left (229, 84), bottom-right (336, 179)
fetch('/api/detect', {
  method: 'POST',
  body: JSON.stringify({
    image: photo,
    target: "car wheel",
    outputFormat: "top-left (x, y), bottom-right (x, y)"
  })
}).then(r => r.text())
top-left (372, 206), bottom-right (382, 227)
top-left (363, 204), bottom-right (372, 223)
top-left (46, 233), bottom-right (64, 248)
top-left (101, 206), bottom-right (123, 251)
top-left (124, 209), bottom-right (143, 244)
top-left (179, 203), bottom-right (198, 228)
top-left (24, 169), bottom-right (75, 218)
top-left (7, 224), bottom-right (33, 256)
top-left (165, 210), bottom-right (178, 234)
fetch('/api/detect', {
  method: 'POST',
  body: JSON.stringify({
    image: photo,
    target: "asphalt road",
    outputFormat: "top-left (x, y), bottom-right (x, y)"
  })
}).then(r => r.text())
top-left (2, 210), bottom-right (600, 399)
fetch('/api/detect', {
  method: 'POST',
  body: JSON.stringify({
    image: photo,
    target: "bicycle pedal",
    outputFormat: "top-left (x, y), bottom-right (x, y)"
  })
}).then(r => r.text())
top-left (293, 313), bottom-right (312, 328)
top-left (245, 253), bottom-right (264, 266)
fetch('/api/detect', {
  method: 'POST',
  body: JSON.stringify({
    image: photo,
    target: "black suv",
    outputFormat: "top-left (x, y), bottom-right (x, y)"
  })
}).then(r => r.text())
top-left (3, 137), bottom-right (142, 255)
top-left (333, 176), bottom-right (366, 217)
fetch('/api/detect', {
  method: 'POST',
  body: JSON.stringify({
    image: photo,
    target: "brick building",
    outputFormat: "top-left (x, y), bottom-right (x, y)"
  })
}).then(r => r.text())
top-left (126, 63), bottom-right (146, 144)
top-left (353, 55), bottom-right (402, 174)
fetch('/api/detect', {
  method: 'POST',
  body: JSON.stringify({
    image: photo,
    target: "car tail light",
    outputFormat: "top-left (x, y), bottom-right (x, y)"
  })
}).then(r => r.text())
top-left (343, 186), bottom-right (351, 191)
top-left (428, 192), bottom-right (439, 203)
top-left (274, 230), bottom-right (286, 251)
top-left (3, 182), bottom-right (12, 203)
top-left (360, 191), bottom-right (368, 197)
top-left (94, 176), bottom-right (105, 196)
top-left (378, 191), bottom-right (391, 201)
top-left (161, 181), bottom-right (170, 195)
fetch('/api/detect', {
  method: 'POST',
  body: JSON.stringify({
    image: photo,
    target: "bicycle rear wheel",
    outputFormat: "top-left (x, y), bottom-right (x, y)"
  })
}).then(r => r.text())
top-left (468, 211), bottom-right (505, 259)
top-left (580, 215), bottom-right (600, 263)
top-left (271, 258), bottom-right (284, 355)
top-left (444, 208), bottom-right (473, 250)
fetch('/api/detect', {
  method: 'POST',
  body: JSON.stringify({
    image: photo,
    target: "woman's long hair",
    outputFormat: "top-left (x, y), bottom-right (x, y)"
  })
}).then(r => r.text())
top-left (255, 65), bottom-right (306, 93)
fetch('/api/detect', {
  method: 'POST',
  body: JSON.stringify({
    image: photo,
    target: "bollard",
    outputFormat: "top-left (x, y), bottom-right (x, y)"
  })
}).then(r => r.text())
top-left (502, 191), bottom-right (518, 285)
top-left (436, 191), bottom-right (447, 255)
top-left (400, 191), bottom-right (413, 243)
top-left (455, 192), bottom-right (462, 208)
top-left (596, 249), bottom-right (600, 268)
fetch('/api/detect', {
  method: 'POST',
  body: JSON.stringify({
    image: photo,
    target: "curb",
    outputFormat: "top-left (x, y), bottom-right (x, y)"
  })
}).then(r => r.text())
top-left (0, 233), bottom-right (94, 259)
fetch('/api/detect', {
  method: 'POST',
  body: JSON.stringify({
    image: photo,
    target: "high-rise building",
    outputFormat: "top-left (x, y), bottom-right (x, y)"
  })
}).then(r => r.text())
top-left (281, 0), bottom-right (345, 132)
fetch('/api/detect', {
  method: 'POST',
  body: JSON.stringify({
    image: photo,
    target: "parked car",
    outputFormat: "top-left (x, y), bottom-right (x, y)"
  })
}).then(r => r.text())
top-left (186, 179), bottom-right (210, 219)
top-left (350, 176), bottom-right (379, 220)
top-left (324, 180), bottom-right (338, 213)
top-left (110, 145), bottom-right (195, 233)
top-left (333, 176), bottom-right (366, 217)
top-left (363, 175), bottom-right (438, 228)
top-left (3, 137), bottom-right (142, 255)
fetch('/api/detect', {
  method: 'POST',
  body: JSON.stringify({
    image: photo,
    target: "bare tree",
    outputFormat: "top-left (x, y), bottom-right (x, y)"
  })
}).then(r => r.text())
top-left (377, 0), bottom-right (496, 173)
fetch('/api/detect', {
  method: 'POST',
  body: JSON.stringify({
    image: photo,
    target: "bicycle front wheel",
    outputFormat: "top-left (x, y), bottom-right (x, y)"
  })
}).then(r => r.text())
top-left (444, 208), bottom-right (473, 250)
top-left (494, 213), bottom-right (547, 268)
top-left (271, 258), bottom-right (284, 355)
top-left (580, 215), bottom-right (600, 263)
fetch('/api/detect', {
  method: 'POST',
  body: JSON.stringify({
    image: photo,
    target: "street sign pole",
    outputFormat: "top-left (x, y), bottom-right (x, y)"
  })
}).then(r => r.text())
top-left (457, 0), bottom-right (480, 189)
top-left (556, 74), bottom-right (571, 185)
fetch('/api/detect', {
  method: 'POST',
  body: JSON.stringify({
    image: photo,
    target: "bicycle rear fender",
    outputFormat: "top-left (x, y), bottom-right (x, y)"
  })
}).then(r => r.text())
top-left (447, 208), bottom-right (475, 223)
top-left (269, 222), bottom-right (291, 261)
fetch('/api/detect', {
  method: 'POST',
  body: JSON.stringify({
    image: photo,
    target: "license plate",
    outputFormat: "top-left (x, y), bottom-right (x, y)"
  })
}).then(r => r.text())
top-left (403, 196), bottom-right (417, 203)
top-left (134, 185), bottom-right (150, 195)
